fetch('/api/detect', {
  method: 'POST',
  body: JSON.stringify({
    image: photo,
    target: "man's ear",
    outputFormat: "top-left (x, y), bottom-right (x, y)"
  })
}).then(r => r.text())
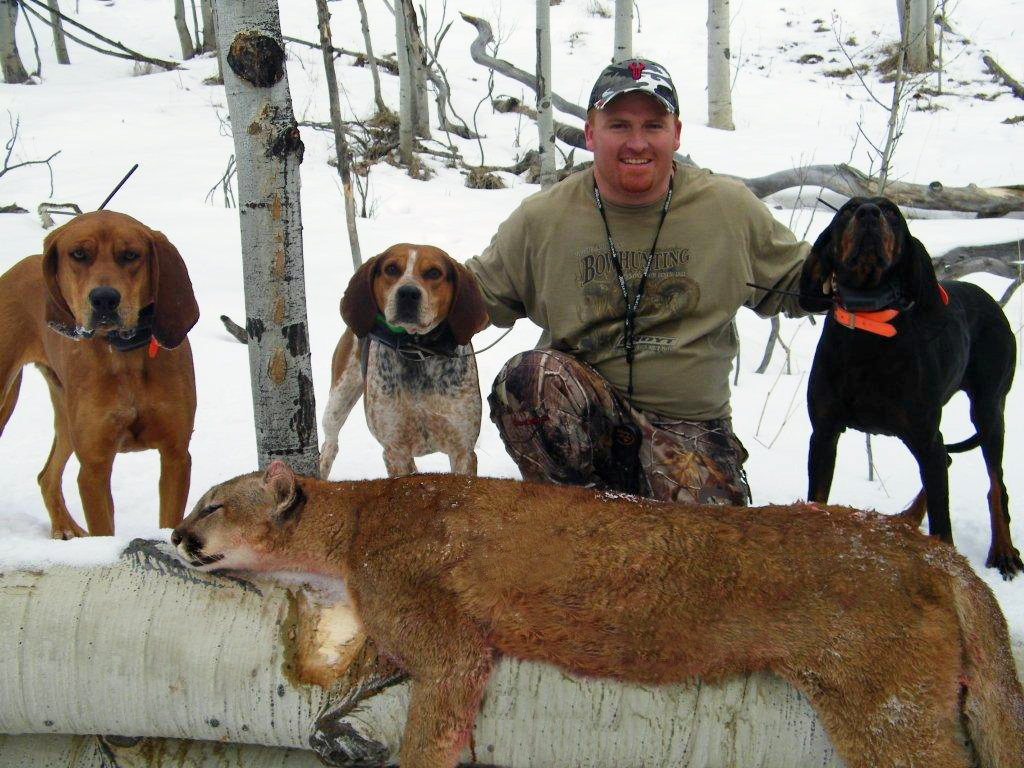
top-left (340, 255), bottom-right (381, 337)
top-left (262, 460), bottom-right (305, 521)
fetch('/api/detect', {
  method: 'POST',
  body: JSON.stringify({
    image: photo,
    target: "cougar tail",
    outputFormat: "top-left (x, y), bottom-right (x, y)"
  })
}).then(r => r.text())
top-left (951, 560), bottom-right (1024, 768)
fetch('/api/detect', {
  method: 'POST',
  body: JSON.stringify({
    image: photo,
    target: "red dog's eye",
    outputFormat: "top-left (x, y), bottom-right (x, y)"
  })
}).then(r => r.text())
top-left (69, 248), bottom-right (88, 261)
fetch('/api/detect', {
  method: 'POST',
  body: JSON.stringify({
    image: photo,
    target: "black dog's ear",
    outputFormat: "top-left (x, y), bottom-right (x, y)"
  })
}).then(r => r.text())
top-left (340, 255), bottom-right (381, 337)
top-left (899, 235), bottom-right (944, 310)
top-left (798, 221), bottom-right (837, 313)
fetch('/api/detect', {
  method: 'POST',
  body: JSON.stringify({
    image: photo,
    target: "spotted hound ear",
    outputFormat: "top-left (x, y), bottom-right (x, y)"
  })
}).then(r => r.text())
top-left (798, 215), bottom-right (839, 313)
top-left (447, 261), bottom-right (489, 345)
top-left (41, 222), bottom-right (77, 331)
top-left (899, 234), bottom-right (943, 311)
top-left (148, 229), bottom-right (200, 349)
top-left (340, 255), bottom-right (381, 338)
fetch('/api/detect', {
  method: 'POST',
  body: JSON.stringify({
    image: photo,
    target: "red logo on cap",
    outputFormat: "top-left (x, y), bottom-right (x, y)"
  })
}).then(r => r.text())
top-left (628, 61), bottom-right (645, 80)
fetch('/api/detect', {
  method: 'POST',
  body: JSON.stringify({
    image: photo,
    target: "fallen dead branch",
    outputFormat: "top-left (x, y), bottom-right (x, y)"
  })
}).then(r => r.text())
top-left (982, 54), bottom-right (1024, 101)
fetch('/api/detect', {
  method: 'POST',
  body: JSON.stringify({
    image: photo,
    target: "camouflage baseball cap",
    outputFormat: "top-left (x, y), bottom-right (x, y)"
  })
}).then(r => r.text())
top-left (587, 58), bottom-right (679, 115)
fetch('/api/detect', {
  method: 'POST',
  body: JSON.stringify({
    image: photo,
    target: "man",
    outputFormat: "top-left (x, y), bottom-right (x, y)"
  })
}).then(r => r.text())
top-left (465, 59), bottom-right (808, 505)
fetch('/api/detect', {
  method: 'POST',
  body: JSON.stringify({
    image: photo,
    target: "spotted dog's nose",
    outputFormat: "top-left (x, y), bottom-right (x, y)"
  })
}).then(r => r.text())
top-left (395, 284), bottom-right (422, 322)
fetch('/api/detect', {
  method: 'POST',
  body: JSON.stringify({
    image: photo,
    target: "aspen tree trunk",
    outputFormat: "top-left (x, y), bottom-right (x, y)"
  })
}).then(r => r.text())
top-left (0, 0), bottom-right (29, 83)
top-left (200, 0), bottom-right (215, 54)
top-left (898, 0), bottom-right (932, 72)
top-left (214, 0), bottom-right (319, 475)
top-left (613, 0), bottom-right (632, 62)
top-left (314, 0), bottom-right (362, 269)
top-left (174, 0), bottom-right (196, 60)
top-left (536, 0), bottom-right (556, 188)
top-left (355, 0), bottom-right (386, 114)
top-left (394, 0), bottom-right (415, 166)
top-left (46, 0), bottom-right (69, 65)
top-left (399, 0), bottom-right (430, 139)
top-left (707, 0), bottom-right (734, 130)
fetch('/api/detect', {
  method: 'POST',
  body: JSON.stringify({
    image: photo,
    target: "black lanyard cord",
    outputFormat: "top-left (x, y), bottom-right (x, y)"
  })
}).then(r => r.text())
top-left (593, 177), bottom-right (674, 401)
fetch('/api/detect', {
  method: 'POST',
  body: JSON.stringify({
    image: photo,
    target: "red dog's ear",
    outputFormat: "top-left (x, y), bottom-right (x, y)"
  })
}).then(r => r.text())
top-left (148, 229), bottom-right (200, 348)
top-left (340, 255), bottom-right (381, 337)
top-left (447, 261), bottom-right (489, 345)
top-left (41, 224), bottom-right (77, 331)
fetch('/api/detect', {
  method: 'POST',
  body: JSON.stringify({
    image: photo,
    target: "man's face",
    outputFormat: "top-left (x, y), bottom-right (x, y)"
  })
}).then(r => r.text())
top-left (584, 91), bottom-right (681, 206)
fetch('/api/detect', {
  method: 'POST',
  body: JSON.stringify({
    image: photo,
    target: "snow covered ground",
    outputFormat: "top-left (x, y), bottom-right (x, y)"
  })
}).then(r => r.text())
top-left (0, 0), bottom-right (1022, 647)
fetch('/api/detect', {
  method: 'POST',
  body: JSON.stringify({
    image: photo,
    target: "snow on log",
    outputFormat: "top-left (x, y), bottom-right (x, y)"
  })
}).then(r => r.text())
top-left (3, 539), bottom-right (1010, 766)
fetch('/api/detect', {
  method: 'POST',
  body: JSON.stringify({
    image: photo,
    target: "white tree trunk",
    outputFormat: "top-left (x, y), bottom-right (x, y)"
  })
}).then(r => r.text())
top-left (613, 0), bottom-right (632, 62)
top-left (898, 0), bottom-right (932, 72)
top-left (0, 0), bottom-right (29, 84)
top-left (398, 0), bottom-right (430, 139)
top-left (46, 0), bottom-right (69, 65)
top-left (314, 0), bottom-right (362, 269)
top-left (214, 0), bottom-right (319, 475)
top-left (173, 0), bottom-right (196, 60)
top-left (200, 0), bottom-right (215, 54)
top-left (355, 0), bottom-right (386, 114)
top-left (707, 0), bottom-right (735, 130)
top-left (394, 0), bottom-right (415, 166)
top-left (536, 0), bottom-right (556, 188)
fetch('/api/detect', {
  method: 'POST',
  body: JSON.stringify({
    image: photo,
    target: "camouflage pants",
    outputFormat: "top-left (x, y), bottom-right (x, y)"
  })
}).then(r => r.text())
top-left (488, 349), bottom-right (751, 505)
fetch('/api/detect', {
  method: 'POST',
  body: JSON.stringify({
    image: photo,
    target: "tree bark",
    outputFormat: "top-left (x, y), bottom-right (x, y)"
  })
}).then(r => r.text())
top-left (898, 0), bottom-right (932, 72)
top-left (46, 0), bottom-right (69, 64)
top-left (536, 0), bottom-right (555, 188)
top-left (395, 0), bottom-right (415, 165)
top-left (355, 0), bottom-right (386, 113)
top-left (707, 0), bottom-right (734, 130)
top-left (613, 0), bottom-right (632, 62)
top-left (200, 0), bottom-right (215, 54)
top-left (0, 0), bottom-right (29, 83)
top-left (173, 0), bottom-right (196, 60)
top-left (214, 0), bottom-right (319, 475)
top-left (399, 0), bottom-right (430, 138)
top-left (314, 0), bottom-right (361, 269)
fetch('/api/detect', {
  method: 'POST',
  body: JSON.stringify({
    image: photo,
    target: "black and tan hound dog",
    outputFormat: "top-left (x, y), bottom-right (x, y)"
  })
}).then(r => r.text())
top-left (800, 197), bottom-right (1020, 578)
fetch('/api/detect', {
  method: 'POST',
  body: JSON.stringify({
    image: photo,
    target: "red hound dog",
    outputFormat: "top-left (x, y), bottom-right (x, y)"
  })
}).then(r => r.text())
top-left (0, 211), bottom-right (199, 537)
top-left (320, 244), bottom-right (489, 479)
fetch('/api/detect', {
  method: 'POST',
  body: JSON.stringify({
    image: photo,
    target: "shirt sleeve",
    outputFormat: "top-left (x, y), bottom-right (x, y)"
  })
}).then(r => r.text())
top-left (742, 193), bottom-right (811, 319)
top-left (464, 205), bottom-right (531, 328)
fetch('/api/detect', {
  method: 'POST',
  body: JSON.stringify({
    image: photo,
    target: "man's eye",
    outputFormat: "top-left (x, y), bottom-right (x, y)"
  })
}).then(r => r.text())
top-left (423, 267), bottom-right (442, 280)
top-left (384, 263), bottom-right (401, 277)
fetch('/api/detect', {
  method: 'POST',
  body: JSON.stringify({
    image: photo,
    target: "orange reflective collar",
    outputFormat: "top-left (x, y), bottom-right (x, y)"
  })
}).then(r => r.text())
top-left (830, 283), bottom-right (950, 338)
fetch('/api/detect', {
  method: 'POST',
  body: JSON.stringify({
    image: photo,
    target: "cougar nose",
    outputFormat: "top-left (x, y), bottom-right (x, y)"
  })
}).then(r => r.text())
top-left (89, 286), bottom-right (121, 315)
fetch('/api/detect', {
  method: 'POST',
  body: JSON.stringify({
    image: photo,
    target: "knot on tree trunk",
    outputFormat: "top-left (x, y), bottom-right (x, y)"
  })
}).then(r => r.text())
top-left (227, 30), bottom-right (285, 87)
top-left (268, 123), bottom-right (305, 162)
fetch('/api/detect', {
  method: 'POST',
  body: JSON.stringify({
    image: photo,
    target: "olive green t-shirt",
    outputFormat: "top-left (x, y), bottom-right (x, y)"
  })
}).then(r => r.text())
top-left (466, 164), bottom-right (808, 420)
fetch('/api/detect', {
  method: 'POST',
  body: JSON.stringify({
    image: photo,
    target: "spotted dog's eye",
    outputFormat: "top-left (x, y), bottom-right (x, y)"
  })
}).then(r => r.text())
top-left (423, 267), bottom-right (442, 280)
top-left (383, 263), bottom-right (401, 277)
top-left (69, 248), bottom-right (88, 262)
top-left (120, 250), bottom-right (140, 263)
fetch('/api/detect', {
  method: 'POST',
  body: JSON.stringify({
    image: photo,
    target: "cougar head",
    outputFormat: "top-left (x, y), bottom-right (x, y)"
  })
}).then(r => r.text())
top-left (171, 461), bottom-right (306, 572)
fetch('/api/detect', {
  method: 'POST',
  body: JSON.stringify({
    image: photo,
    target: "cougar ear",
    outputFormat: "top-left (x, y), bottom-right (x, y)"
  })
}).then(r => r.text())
top-left (148, 229), bottom-right (200, 349)
top-left (41, 224), bottom-right (77, 330)
top-left (340, 255), bottom-right (382, 337)
top-left (262, 460), bottom-right (305, 522)
top-left (446, 261), bottom-right (489, 345)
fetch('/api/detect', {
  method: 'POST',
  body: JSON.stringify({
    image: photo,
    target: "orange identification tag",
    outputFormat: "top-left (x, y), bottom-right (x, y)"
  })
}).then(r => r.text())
top-left (148, 338), bottom-right (159, 358)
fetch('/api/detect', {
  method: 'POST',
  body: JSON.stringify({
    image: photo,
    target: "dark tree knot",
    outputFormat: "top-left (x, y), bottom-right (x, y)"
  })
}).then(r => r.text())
top-left (227, 30), bottom-right (285, 87)
top-left (268, 124), bottom-right (305, 162)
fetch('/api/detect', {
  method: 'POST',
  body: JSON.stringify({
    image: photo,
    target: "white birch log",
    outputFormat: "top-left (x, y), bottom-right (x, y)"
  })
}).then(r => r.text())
top-left (707, 0), bottom-right (734, 130)
top-left (213, 0), bottom-right (319, 475)
top-left (536, 0), bottom-right (556, 188)
top-left (7, 540), bottom-right (1011, 766)
top-left (613, 0), bottom-right (632, 62)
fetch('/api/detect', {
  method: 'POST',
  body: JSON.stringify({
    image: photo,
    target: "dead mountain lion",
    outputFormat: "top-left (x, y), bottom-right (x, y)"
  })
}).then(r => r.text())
top-left (172, 463), bottom-right (1024, 768)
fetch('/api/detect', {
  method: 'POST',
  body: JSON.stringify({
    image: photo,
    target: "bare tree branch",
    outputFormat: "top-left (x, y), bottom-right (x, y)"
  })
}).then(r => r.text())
top-left (982, 54), bottom-right (1024, 100)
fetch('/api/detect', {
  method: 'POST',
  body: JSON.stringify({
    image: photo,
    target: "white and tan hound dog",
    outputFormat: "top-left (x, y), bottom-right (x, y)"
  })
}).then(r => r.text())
top-left (319, 244), bottom-right (489, 479)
